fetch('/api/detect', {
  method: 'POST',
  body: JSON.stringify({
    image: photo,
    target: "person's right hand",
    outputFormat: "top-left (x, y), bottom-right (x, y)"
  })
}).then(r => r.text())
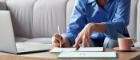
top-left (52, 33), bottom-right (70, 47)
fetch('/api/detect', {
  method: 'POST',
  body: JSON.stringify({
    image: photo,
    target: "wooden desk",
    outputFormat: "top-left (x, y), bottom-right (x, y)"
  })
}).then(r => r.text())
top-left (0, 48), bottom-right (140, 60)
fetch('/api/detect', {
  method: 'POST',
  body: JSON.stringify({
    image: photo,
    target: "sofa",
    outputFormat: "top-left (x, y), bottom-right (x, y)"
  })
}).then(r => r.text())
top-left (0, 0), bottom-right (139, 47)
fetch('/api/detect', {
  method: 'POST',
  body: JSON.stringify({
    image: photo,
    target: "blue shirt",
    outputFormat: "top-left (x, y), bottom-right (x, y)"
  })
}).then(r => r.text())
top-left (63, 0), bottom-right (130, 46)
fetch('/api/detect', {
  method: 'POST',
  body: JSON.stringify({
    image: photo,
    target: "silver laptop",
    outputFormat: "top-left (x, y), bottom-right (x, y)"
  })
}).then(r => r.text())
top-left (0, 10), bottom-right (51, 54)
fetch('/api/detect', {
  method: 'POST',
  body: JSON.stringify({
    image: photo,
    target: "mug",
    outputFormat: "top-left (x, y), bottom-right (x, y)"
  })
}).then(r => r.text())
top-left (118, 37), bottom-right (134, 50)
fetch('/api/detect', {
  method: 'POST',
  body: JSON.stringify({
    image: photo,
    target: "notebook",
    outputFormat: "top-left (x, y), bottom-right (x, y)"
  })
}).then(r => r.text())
top-left (78, 47), bottom-right (103, 52)
top-left (50, 48), bottom-right (76, 53)
top-left (50, 47), bottom-right (103, 53)
top-left (58, 52), bottom-right (117, 59)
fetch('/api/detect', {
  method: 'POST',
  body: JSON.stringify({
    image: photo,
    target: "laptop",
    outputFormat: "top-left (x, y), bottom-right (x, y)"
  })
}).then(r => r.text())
top-left (0, 10), bottom-right (51, 54)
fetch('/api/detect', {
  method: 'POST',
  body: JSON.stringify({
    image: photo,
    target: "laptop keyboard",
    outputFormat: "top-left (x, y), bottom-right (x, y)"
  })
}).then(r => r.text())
top-left (16, 42), bottom-right (52, 52)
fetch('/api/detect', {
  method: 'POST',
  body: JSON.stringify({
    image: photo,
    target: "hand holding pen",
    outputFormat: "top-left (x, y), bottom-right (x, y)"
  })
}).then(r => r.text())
top-left (52, 25), bottom-right (64, 48)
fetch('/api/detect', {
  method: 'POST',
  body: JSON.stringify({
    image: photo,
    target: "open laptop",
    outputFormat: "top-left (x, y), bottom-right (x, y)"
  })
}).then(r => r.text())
top-left (0, 10), bottom-right (51, 54)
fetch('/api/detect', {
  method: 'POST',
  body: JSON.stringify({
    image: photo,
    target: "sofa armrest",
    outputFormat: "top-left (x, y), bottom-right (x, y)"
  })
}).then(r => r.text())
top-left (0, 0), bottom-right (7, 10)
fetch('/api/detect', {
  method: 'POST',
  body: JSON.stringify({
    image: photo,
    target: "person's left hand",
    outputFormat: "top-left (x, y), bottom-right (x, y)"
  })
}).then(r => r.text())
top-left (73, 23), bottom-right (106, 48)
top-left (73, 23), bottom-right (95, 48)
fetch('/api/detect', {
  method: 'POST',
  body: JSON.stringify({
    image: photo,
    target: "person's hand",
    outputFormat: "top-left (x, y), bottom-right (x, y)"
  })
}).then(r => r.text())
top-left (52, 33), bottom-right (70, 47)
top-left (73, 23), bottom-right (95, 48)
top-left (73, 23), bottom-right (106, 48)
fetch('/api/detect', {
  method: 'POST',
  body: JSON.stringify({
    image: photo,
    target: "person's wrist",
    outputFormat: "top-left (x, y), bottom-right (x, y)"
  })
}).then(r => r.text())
top-left (61, 36), bottom-right (70, 47)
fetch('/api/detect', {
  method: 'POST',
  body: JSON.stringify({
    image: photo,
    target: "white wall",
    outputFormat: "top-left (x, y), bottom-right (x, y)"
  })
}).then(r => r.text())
top-left (128, 0), bottom-right (138, 41)
top-left (137, 0), bottom-right (140, 42)
top-left (130, 0), bottom-right (140, 47)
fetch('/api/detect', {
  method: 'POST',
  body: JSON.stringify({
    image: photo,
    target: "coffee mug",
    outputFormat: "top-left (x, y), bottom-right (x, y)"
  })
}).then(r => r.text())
top-left (118, 37), bottom-right (134, 50)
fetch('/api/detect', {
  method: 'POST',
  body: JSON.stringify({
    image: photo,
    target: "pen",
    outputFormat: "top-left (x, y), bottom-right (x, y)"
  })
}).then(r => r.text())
top-left (58, 26), bottom-right (62, 48)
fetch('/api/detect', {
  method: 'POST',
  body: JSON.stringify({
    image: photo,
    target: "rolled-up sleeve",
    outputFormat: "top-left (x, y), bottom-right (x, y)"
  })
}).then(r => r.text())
top-left (103, 0), bottom-right (130, 40)
top-left (63, 0), bottom-right (87, 46)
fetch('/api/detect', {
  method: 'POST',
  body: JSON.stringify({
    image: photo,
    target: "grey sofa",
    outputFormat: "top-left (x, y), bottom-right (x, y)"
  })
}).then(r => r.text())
top-left (0, 0), bottom-right (139, 47)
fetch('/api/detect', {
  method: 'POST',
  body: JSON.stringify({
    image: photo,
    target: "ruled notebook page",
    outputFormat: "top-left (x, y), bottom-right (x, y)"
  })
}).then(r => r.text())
top-left (50, 47), bottom-right (104, 53)
top-left (58, 52), bottom-right (117, 58)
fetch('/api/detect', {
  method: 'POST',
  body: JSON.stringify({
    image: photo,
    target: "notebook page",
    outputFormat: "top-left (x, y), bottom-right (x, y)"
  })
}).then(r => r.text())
top-left (50, 48), bottom-right (76, 53)
top-left (78, 47), bottom-right (103, 52)
top-left (58, 52), bottom-right (117, 58)
top-left (50, 47), bottom-right (103, 53)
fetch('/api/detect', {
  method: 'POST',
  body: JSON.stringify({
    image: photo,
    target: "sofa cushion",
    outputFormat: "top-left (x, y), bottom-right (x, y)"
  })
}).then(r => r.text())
top-left (32, 0), bottom-right (68, 37)
top-left (6, 0), bottom-right (36, 38)
top-left (0, 0), bottom-right (7, 10)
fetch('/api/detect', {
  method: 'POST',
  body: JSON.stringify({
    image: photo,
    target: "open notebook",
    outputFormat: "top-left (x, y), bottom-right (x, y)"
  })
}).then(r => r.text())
top-left (50, 47), bottom-right (103, 53)
top-left (58, 52), bottom-right (117, 59)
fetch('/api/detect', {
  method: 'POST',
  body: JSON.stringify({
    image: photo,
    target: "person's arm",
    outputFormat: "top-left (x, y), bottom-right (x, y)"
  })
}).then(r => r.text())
top-left (52, 0), bottom-right (88, 48)
top-left (63, 0), bottom-right (88, 46)
top-left (103, 0), bottom-right (130, 40)
top-left (73, 0), bottom-right (131, 48)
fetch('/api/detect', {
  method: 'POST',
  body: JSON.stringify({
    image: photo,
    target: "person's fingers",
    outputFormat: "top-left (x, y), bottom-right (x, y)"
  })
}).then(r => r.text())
top-left (73, 35), bottom-right (81, 48)
top-left (54, 33), bottom-right (63, 41)
top-left (54, 33), bottom-right (66, 44)
top-left (73, 40), bottom-right (80, 48)
top-left (82, 34), bottom-right (86, 47)
top-left (52, 33), bottom-right (64, 47)
top-left (73, 44), bottom-right (80, 50)
top-left (53, 42), bottom-right (60, 47)
top-left (87, 37), bottom-right (91, 47)
top-left (73, 44), bottom-right (80, 49)
top-left (87, 35), bottom-right (92, 47)
top-left (52, 36), bottom-right (60, 47)
top-left (52, 36), bottom-right (58, 43)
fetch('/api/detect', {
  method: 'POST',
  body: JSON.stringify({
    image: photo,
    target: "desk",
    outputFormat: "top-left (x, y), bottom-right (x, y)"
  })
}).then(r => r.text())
top-left (0, 48), bottom-right (140, 60)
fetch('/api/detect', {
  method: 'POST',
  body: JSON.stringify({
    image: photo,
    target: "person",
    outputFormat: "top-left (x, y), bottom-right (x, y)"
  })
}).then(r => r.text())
top-left (52, 0), bottom-right (130, 48)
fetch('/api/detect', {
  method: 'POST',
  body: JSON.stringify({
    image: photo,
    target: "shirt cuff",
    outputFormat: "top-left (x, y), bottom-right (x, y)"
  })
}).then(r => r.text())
top-left (102, 22), bottom-right (118, 40)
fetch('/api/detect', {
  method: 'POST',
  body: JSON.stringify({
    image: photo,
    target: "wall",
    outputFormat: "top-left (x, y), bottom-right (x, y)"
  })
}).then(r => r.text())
top-left (137, 0), bottom-right (140, 42)
top-left (128, 0), bottom-right (138, 41)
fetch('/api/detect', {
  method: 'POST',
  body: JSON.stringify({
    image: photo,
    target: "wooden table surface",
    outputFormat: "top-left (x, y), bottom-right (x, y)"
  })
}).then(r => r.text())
top-left (0, 48), bottom-right (140, 60)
